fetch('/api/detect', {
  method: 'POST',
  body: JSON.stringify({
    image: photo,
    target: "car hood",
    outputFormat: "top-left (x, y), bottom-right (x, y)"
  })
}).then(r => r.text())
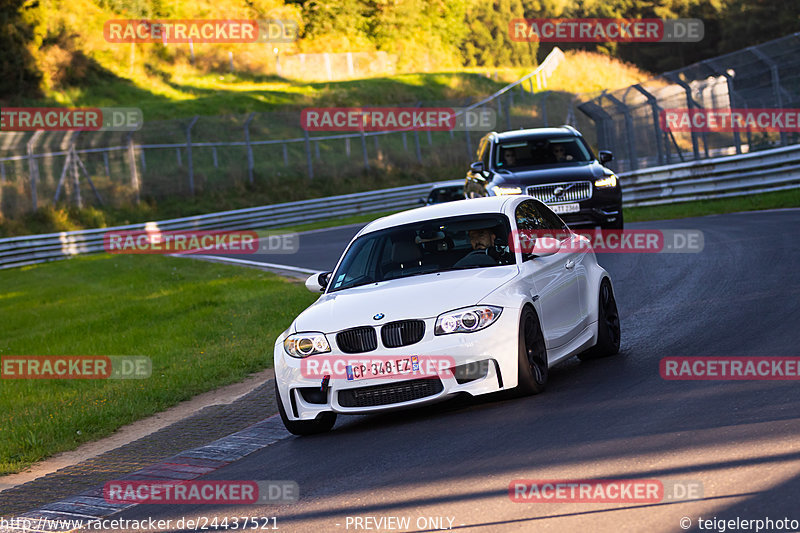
top-left (294, 266), bottom-right (519, 333)
top-left (492, 162), bottom-right (609, 186)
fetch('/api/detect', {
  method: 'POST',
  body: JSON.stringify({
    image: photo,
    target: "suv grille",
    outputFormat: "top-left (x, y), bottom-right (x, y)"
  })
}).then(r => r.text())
top-left (381, 320), bottom-right (425, 348)
top-left (527, 181), bottom-right (592, 204)
top-left (338, 378), bottom-right (443, 407)
top-left (336, 327), bottom-right (377, 354)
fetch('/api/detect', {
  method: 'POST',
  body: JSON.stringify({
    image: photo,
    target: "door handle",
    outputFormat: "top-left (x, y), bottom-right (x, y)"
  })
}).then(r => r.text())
top-left (565, 259), bottom-right (575, 270)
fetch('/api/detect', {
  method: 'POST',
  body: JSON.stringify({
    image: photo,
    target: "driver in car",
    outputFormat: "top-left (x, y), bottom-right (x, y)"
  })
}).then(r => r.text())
top-left (469, 228), bottom-right (496, 251)
top-left (454, 227), bottom-right (500, 267)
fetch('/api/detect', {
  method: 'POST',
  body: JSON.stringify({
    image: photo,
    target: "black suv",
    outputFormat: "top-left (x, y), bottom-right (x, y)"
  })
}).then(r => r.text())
top-left (464, 126), bottom-right (623, 229)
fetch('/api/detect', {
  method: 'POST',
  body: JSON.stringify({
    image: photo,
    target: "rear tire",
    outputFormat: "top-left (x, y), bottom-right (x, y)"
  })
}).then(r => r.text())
top-left (514, 306), bottom-right (548, 396)
top-left (275, 380), bottom-right (337, 435)
top-left (578, 278), bottom-right (621, 361)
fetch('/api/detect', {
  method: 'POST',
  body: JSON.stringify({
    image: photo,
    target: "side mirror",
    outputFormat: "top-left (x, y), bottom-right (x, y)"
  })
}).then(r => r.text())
top-left (305, 271), bottom-right (332, 293)
top-left (599, 151), bottom-right (613, 164)
top-left (419, 196), bottom-right (427, 205)
top-left (469, 161), bottom-right (484, 173)
top-left (531, 237), bottom-right (561, 258)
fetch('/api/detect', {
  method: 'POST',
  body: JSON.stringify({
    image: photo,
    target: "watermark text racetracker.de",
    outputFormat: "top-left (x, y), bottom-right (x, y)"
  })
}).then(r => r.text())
top-left (1, 355), bottom-right (151, 379)
top-left (299, 355), bottom-right (487, 382)
top-left (509, 478), bottom-right (703, 503)
top-left (509, 18), bottom-right (703, 43)
top-left (301, 107), bottom-right (496, 132)
top-left (510, 229), bottom-right (704, 254)
top-left (103, 230), bottom-right (300, 255)
top-left (1, 107), bottom-right (143, 132)
top-left (104, 19), bottom-right (298, 43)
top-left (661, 108), bottom-right (800, 132)
top-left (661, 357), bottom-right (800, 380)
top-left (103, 480), bottom-right (298, 504)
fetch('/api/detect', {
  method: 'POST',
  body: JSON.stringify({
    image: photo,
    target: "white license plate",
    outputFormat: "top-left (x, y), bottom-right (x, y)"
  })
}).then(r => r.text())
top-left (346, 356), bottom-right (421, 381)
top-left (550, 203), bottom-right (580, 214)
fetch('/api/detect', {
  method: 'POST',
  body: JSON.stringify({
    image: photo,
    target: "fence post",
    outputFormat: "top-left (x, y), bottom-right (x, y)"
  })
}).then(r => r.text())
top-left (360, 130), bottom-right (369, 170)
top-left (748, 46), bottom-right (788, 147)
top-left (126, 132), bottom-right (140, 204)
top-left (103, 151), bottom-right (110, 179)
top-left (71, 145), bottom-right (83, 209)
top-left (303, 130), bottom-right (314, 179)
top-left (140, 150), bottom-right (147, 173)
top-left (244, 112), bottom-right (255, 184)
top-left (26, 131), bottom-right (43, 212)
top-left (402, 132), bottom-right (408, 152)
top-left (212, 146), bottom-right (218, 167)
top-left (414, 130), bottom-right (422, 163)
top-left (540, 91), bottom-right (549, 127)
top-left (345, 137), bottom-right (351, 157)
top-left (186, 115), bottom-right (199, 194)
top-left (282, 144), bottom-right (289, 166)
top-left (0, 161), bottom-right (5, 183)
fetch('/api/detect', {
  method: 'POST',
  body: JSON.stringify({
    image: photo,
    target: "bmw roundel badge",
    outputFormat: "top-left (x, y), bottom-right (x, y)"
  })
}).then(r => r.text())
top-left (373, 313), bottom-right (385, 320)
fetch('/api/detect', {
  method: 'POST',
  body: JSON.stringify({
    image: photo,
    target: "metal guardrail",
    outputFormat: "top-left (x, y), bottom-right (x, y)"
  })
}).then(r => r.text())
top-left (620, 144), bottom-right (800, 207)
top-left (1, 143), bottom-right (798, 270)
top-left (0, 182), bottom-right (433, 269)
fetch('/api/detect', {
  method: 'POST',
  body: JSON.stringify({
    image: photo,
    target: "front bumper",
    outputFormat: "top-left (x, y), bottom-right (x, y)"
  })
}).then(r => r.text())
top-left (274, 309), bottom-right (521, 421)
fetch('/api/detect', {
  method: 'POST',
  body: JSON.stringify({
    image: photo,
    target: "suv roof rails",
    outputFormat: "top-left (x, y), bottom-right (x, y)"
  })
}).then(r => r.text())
top-left (559, 124), bottom-right (579, 135)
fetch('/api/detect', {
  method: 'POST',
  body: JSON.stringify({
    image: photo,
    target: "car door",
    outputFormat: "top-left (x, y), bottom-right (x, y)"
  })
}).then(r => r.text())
top-left (535, 203), bottom-right (592, 330)
top-left (514, 200), bottom-right (584, 349)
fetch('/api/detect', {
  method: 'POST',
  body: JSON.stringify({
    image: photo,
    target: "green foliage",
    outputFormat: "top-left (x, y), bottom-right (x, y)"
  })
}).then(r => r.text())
top-left (462, 0), bottom-right (538, 67)
top-left (0, 0), bottom-right (43, 98)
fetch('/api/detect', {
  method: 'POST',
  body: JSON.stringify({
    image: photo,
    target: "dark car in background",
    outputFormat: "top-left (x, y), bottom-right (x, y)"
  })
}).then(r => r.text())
top-left (464, 126), bottom-right (623, 229)
top-left (420, 179), bottom-right (465, 205)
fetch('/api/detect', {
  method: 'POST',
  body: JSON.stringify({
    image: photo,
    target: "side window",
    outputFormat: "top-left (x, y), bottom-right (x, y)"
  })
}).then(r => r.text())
top-left (514, 201), bottom-right (568, 260)
top-left (515, 200), bottom-right (547, 232)
top-left (537, 204), bottom-right (570, 232)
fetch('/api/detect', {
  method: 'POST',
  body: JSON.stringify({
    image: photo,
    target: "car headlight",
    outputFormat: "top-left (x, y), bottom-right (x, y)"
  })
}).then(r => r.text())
top-left (594, 175), bottom-right (618, 188)
top-left (283, 332), bottom-right (331, 358)
top-left (435, 306), bottom-right (503, 335)
top-left (491, 186), bottom-right (522, 196)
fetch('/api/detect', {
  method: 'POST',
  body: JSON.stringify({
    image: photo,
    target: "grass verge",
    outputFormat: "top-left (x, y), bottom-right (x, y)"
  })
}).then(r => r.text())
top-left (0, 254), bottom-right (317, 476)
top-left (625, 189), bottom-right (800, 223)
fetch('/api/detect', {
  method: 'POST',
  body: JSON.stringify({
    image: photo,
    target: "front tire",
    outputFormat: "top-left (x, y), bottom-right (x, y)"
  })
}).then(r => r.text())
top-left (275, 380), bottom-right (337, 435)
top-left (578, 278), bottom-right (621, 361)
top-left (514, 306), bottom-right (548, 396)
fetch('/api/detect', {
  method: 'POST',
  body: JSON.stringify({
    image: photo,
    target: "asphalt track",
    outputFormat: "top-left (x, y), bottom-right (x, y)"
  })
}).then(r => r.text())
top-left (115, 208), bottom-right (800, 532)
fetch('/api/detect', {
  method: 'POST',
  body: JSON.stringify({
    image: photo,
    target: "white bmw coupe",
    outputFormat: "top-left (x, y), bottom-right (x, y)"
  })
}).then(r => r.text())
top-left (273, 196), bottom-right (620, 434)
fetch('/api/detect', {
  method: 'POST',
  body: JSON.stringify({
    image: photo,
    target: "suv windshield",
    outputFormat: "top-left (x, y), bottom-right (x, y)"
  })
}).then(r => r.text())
top-left (328, 214), bottom-right (515, 292)
top-left (496, 137), bottom-right (592, 170)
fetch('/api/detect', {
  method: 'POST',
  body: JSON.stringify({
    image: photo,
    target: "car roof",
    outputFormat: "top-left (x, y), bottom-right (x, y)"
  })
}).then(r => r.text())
top-left (428, 179), bottom-right (464, 189)
top-left (360, 196), bottom-right (513, 235)
top-left (491, 126), bottom-right (580, 143)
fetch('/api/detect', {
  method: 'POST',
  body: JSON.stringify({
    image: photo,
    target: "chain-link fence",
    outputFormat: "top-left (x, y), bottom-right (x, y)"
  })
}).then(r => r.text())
top-left (578, 32), bottom-right (800, 173)
top-left (0, 50), bottom-right (573, 218)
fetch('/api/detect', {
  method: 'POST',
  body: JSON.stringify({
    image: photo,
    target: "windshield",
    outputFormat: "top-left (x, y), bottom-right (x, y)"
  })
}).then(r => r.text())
top-left (328, 214), bottom-right (515, 292)
top-left (496, 137), bottom-right (592, 170)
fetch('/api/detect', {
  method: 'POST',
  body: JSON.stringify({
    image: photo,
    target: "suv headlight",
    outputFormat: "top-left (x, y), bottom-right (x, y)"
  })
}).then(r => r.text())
top-left (435, 306), bottom-right (503, 335)
top-left (491, 186), bottom-right (522, 196)
top-left (594, 175), bottom-right (618, 188)
top-left (284, 332), bottom-right (331, 358)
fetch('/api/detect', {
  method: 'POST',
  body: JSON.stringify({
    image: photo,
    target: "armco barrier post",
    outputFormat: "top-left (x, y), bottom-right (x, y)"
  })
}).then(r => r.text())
top-left (244, 112), bottom-right (255, 184)
top-left (186, 116), bottom-right (199, 195)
